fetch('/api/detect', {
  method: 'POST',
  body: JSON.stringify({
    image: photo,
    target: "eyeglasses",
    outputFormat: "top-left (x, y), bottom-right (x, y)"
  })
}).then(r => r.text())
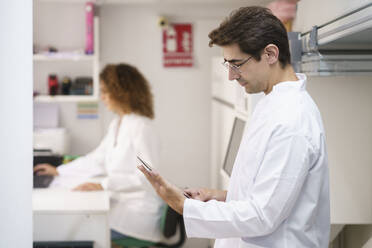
top-left (222, 56), bottom-right (253, 73)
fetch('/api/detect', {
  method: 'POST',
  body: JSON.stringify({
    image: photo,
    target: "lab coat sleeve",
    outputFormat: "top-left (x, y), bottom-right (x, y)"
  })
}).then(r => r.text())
top-left (183, 130), bottom-right (316, 239)
top-left (56, 123), bottom-right (112, 177)
top-left (101, 121), bottom-right (160, 192)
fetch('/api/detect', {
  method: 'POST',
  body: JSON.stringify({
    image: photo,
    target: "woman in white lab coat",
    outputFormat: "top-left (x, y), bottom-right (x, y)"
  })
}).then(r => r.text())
top-left (34, 63), bottom-right (164, 242)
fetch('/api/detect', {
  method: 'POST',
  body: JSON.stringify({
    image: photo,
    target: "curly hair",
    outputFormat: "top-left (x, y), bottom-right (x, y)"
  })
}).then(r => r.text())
top-left (208, 6), bottom-right (291, 68)
top-left (99, 63), bottom-right (154, 119)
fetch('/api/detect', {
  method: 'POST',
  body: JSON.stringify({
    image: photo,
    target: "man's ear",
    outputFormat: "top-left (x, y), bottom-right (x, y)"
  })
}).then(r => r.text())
top-left (264, 44), bottom-right (279, 65)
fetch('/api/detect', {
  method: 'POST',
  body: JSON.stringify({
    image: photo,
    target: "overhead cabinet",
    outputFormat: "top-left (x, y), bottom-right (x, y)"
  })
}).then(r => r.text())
top-left (290, 2), bottom-right (372, 75)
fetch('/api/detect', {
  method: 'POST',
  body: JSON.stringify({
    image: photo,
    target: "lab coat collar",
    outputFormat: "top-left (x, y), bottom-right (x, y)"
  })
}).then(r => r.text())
top-left (118, 113), bottom-right (139, 123)
top-left (271, 73), bottom-right (307, 93)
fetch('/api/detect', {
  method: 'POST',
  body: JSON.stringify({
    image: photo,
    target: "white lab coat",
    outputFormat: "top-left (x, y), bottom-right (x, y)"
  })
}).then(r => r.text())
top-left (183, 74), bottom-right (330, 247)
top-left (56, 113), bottom-right (164, 242)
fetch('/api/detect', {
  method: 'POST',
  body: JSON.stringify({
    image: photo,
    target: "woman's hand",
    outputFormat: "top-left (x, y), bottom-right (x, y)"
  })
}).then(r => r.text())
top-left (34, 163), bottom-right (59, 176)
top-left (73, 182), bottom-right (103, 191)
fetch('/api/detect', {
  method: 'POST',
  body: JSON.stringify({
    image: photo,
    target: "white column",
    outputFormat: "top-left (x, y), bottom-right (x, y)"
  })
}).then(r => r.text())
top-left (0, 1), bottom-right (33, 247)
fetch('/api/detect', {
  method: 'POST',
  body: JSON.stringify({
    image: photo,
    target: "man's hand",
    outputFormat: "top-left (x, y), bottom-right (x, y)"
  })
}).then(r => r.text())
top-left (137, 165), bottom-right (186, 215)
top-left (184, 188), bottom-right (227, 202)
top-left (34, 163), bottom-right (59, 176)
top-left (73, 182), bottom-right (103, 191)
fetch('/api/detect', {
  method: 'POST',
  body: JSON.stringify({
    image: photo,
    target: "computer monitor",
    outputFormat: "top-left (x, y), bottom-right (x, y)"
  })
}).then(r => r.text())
top-left (220, 116), bottom-right (246, 188)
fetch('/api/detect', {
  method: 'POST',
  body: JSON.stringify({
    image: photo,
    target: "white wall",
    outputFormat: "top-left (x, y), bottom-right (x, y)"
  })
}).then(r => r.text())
top-left (58, 103), bottom-right (105, 154)
top-left (306, 76), bottom-right (372, 224)
top-left (294, 2), bottom-right (372, 246)
top-left (33, 2), bottom-right (270, 247)
top-left (99, 6), bottom-right (226, 247)
top-left (294, 0), bottom-right (372, 225)
top-left (98, 3), bottom-right (269, 247)
top-left (99, 4), bottom-right (232, 187)
top-left (98, 0), bottom-right (271, 187)
top-left (0, 1), bottom-right (33, 247)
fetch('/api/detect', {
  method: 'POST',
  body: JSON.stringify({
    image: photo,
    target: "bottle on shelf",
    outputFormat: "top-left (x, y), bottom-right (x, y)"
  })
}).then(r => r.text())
top-left (61, 77), bottom-right (72, 95)
top-left (48, 74), bottom-right (59, 96)
top-left (85, 1), bottom-right (94, 55)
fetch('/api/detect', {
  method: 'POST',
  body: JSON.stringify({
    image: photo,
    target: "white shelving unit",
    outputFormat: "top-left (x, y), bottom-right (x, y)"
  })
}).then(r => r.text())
top-left (33, 54), bottom-right (95, 62)
top-left (33, 2), bottom-right (100, 102)
top-left (34, 95), bottom-right (98, 102)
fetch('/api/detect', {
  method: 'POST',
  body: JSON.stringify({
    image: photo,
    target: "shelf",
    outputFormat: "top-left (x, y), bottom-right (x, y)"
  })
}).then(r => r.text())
top-left (316, 3), bottom-right (372, 50)
top-left (33, 53), bottom-right (96, 62)
top-left (289, 3), bottom-right (372, 76)
top-left (33, 13), bottom-right (100, 101)
top-left (301, 3), bottom-right (372, 52)
top-left (98, 0), bottom-right (272, 5)
top-left (34, 95), bottom-right (98, 102)
top-left (300, 53), bottom-right (372, 76)
top-left (35, 0), bottom-right (95, 3)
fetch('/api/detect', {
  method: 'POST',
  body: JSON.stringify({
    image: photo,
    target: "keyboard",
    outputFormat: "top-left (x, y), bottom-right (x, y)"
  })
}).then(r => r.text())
top-left (33, 241), bottom-right (94, 248)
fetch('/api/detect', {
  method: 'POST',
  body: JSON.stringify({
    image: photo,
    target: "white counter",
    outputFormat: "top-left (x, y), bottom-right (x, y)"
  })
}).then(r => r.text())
top-left (33, 187), bottom-right (110, 248)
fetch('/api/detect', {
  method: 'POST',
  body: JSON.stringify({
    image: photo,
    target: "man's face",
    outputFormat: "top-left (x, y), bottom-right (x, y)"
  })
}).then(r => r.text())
top-left (222, 43), bottom-right (269, 94)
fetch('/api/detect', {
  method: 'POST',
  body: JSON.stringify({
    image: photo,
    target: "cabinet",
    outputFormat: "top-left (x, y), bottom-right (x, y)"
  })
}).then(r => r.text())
top-left (33, 0), bottom-right (99, 102)
top-left (33, 188), bottom-right (110, 248)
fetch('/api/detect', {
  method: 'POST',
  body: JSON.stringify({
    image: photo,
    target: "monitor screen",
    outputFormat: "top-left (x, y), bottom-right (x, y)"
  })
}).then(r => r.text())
top-left (222, 117), bottom-right (246, 177)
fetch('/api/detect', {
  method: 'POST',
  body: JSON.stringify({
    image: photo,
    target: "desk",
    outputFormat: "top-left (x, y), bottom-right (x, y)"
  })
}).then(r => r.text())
top-left (33, 188), bottom-right (110, 248)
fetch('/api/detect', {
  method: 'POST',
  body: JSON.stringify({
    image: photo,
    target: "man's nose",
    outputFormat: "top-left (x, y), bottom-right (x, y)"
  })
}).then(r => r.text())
top-left (228, 67), bottom-right (239, 81)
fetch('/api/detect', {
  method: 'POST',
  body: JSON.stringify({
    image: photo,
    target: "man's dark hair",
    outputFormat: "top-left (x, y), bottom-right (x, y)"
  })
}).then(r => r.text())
top-left (209, 6), bottom-right (291, 68)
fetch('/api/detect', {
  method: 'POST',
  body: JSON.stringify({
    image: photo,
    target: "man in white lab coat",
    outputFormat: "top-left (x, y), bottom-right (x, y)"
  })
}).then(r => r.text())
top-left (138, 6), bottom-right (330, 248)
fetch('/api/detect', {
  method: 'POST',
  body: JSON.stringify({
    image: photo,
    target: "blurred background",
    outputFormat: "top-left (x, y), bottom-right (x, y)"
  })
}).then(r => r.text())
top-left (1, 0), bottom-right (372, 247)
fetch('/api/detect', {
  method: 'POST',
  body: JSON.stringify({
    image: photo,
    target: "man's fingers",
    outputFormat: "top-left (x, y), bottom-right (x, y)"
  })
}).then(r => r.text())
top-left (138, 164), bottom-right (181, 195)
top-left (138, 165), bottom-right (172, 196)
top-left (184, 188), bottom-right (195, 194)
top-left (137, 165), bottom-right (159, 188)
top-left (184, 188), bottom-right (200, 197)
top-left (137, 164), bottom-right (150, 176)
top-left (152, 172), bottom-right (166, 185)
top-left (137, 165), bottom-right (154, 181)
top-left (183, 189), bottom-right (194, 198)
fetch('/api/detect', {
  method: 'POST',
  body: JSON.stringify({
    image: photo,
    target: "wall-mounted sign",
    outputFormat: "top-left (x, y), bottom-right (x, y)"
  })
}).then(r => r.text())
top-left (77, 102), bottom-right (98, 119)
top-left (163, 23), bottom-right (193, 67)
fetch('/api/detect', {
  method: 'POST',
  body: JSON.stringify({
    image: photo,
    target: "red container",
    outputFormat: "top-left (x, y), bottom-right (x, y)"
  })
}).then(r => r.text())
top-left (48, 74), bottom-right (59, 95)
